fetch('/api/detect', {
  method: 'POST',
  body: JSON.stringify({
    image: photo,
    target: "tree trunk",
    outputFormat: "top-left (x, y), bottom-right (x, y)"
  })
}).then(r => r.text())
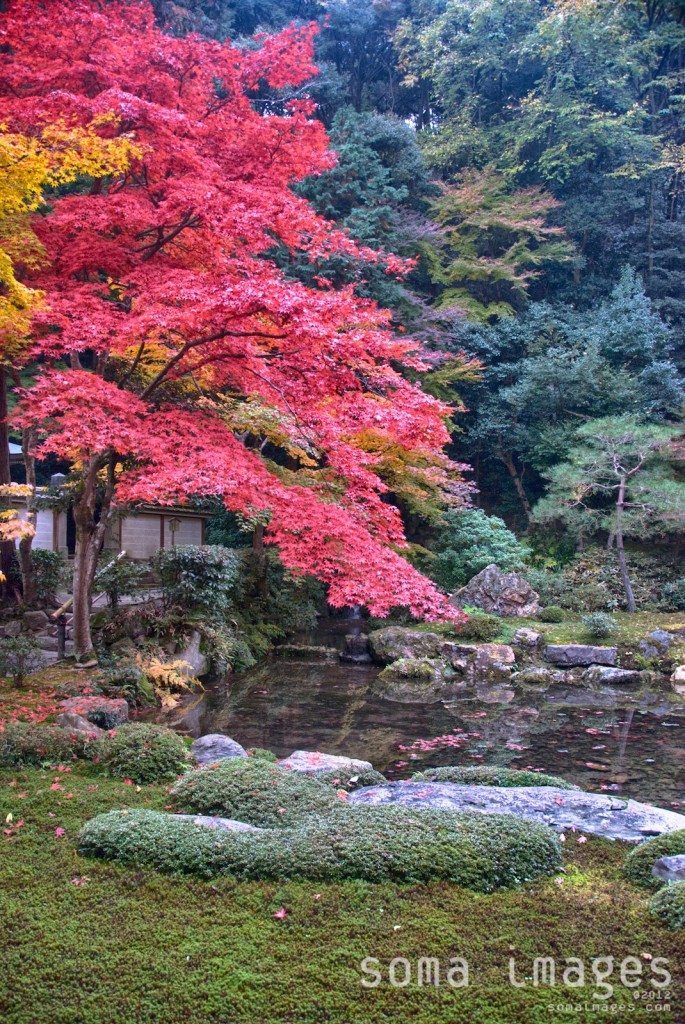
top-left (18, 430), bottom-right (37, 606)
top-left (615, 474), bottom-right (636, 613)
top-left (71, 453), bottom-right (116, 661)
top-left (253, 522), bottom-right (268, 600)
top-left (0, 368), bottom-right (15, 599)
top-left (498, 451), bottom-right (532, 523)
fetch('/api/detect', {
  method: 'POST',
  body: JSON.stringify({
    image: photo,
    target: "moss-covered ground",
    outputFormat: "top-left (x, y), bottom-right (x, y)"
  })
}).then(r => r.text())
top-left (1, 763), bottom-right (683, 1024)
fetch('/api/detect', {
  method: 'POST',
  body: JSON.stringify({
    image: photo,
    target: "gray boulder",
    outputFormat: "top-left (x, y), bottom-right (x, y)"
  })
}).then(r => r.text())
top-left (339, 633), bottom-right (372, 664)
top-left (59, 695), bottom-right (129, 727)
top-left (544, 644), bottom-right (618, 667)
top-left (639, 630), bottom-right (677, 659)
top-left (652, 855), bottom-right (685, 883)
top-left (582, 666), bottom-right (652, 688)
top-left (0, 620), bottom-right (21, 639)
top-left (367, 627), bottom-right (443, 664)
top-left (22, 610), bottom-right (50, 632)
top-left (474, 643), bottom-right (516, 682)
top-left (512, 627), bottom-right (542, 649)
top-left (190, 734), bottom-right (247, 765)
top-left (349, 781), bottom-right (685, 842)
top-left (450, 564), bottom-right (540, 618)
top-left (278, 750), bottom-right (373, 773)
top-left (55, 711), bottom-right (105, 737)
top-left (176, 630), bottom-right (210, 678)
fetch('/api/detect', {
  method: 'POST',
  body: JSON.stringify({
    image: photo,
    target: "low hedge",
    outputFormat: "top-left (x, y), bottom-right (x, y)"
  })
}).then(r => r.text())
top-left (623, 831), bottom-right (685, 890)
top-left (0, 721), bottom-right (92, 767)
top-left (315, 766), bottom-right (387, 791)
top-left (97, 724), bottom-right (190, 784)
top-left (411, 765), bottom-right (576, 789)
top-left (650, 881), bottom-right (685, 930)
top-left (79, 805), bottom-right (562, 889)
top-left (171, 758), bottom-right (344, 827)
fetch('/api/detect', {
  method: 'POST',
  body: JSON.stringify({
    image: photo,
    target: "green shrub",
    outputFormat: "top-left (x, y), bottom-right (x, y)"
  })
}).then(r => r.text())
top-left (623, 831), bottom-right (685, 890)
top-left (316, 766), bottom-right (387, 790)
top-left (411, 765), bottom-right (576, 789)
top-left (31, 549), bottom-right (67, 605)
top-left (538, 606), bottom-right (565, 623)
top-left (95, 555), bottom-right (148, 609)
top-left (0, 721), bottom-right (90, 767)
top-left (581, 611), bottom-right (618, 639)
top-left (246, 747), bottom-right (278, 763)
top-left (97, 724), bottom-right (190, 784)
top-left (0, 635), bottom-right (43, 685)
top-left (79, 805), bottom-right (562, 889)
top-left (171, 758), bottom-right (342, 827)
top-left (428, 509), bottom-right (529, 591)
top-left (456, 612), bottom-right (501, 641)
top-left (154, 545), bottom-right (241, 617)
top-left (661, 579), bottom-right (685, 612)
top-left (650, 881), bottom-right (685, 930)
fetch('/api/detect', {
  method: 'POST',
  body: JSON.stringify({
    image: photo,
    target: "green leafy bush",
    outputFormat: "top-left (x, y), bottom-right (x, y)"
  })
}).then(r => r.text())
top-left (95, 555), bottom-right (148, 609)
top-left (31, 549), bottom-right (67, 605)
top-left (581, 612), bottom-right (618, 639)
top-left (79, 805), bottom-right (562, 889)
top-left (661, 579), bottom-right (685, 612)
top-left (455, 612), bottom-right (501, 641)
top-left (650, 881), bottom-right (685, 930)
top-left (171, 758), bottom-right (342, 828)
top-left (154, 545), bottom-right (241, 617)
top-left (0, 635), bottom-right (43, 685)
top-left (0, 722), bottom-right (90, 767)
top-left (538, 606), bottom-right (565, 623)
top-left (623, 831), bottom-right (685, 890)
top-left (411, 765), bottom-right (576, 789)
top-left (97, 724), bottom-right (190, 784)
top-left (428, 509), bottom-right (529, 590)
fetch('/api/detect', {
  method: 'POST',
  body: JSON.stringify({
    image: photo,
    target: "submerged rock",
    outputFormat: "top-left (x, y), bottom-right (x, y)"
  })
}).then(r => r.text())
top-left (544, 644), bottom-right (618, 667)
top-left (450, 564), bottom-right (540, 618)
top-left (273, 644), bottom-right (339, 661)
top-left (191, 734), bottom-right (247, 765)
top-left (349, 781), bottom-right (685, 841)
top-left (278, 750), bottom-right (373, 773)
top-left (373, 657), bottom-right (466, 703)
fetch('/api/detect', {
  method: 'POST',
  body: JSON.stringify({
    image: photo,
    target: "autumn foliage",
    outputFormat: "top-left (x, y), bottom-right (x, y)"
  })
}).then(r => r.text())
top-left (0, 0), bottom-right (467, 652)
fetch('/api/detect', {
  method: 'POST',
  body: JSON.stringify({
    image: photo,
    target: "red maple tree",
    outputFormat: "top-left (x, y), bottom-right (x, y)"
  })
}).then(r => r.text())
top-left (1, 0), bottom-right (468, 658)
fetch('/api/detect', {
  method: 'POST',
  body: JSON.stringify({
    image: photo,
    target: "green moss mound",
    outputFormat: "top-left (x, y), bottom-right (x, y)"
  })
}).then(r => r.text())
top-left (623, 831), bottom-right (685, 890)
top-left (315, 766), bottom-right (387, 790)
top-left (79, 805), bottom-right (562, 889)
top-left (538, 606), bottom-right (565, 623)
top-left (246, 747), bottom-right (278, 763)
top-left (98, 724), bottom-right (190, 784)
top-left (650, 881), bottom-right (685, 929)
top-left (0, 721), bottom-right (91, 767)
top-left (411, 765), bottom-right (576, 790)
top-left (171, 758), bottom-right (343, 827)
top-left (455, 613), bottom-right (501, 641)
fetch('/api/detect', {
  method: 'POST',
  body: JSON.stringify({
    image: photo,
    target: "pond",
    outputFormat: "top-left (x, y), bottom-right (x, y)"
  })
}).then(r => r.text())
top-left (157, 618), bottom-right (685, 808)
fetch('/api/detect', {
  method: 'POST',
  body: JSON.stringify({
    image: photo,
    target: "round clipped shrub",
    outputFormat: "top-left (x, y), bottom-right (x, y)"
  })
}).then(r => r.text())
top-left (97, 724), bottom-right (190, 784)
top-left (171, 758), bottom-right (342, 828)
top-left (581, 611), bottom-right (618, 639)
top-left (539, 606), bottom-right (565, 623)
top-left (316, 766), bottom-right (387, 791)
top-left (246, 747), bottom-right (278, 763)
top-left (456, 613), bottom-right (501, 642)
top-left (0, 722), bottom-right (90, 767)
top-left (650, 881), bottom-right (685, 930)
top-left (623, 831), bottom-right (685, 890)
top-left (79, 805), bottom-right (562, 890)
top-left (411, 765), bottom-right (576, 790)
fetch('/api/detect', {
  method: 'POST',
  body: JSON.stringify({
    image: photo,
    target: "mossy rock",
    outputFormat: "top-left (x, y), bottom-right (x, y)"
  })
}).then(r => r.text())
top-left (623, 831), bottom-right (685, 890)
top-left (79, 804), bottom-right (562, 890)
top-left (411, 765), bottom-right (576, 790)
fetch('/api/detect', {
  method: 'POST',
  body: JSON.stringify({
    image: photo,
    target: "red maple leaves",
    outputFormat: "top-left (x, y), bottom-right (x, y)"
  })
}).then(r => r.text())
top-left (2, 0), bottom-right (468, 622)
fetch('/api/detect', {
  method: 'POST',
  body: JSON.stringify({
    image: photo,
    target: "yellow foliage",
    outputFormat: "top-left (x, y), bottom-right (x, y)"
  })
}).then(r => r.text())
top-left (135, 654), bottom-right (202, 710)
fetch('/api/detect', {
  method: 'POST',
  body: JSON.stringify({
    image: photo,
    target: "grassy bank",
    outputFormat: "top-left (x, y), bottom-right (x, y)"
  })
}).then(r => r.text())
top-left (0, 764), bottom-right (682, 1024)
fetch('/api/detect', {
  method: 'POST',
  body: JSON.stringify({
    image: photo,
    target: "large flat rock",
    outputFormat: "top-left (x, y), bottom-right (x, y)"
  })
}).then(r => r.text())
top-left (544, 644), bottom-right (617, 667)
top-left (278, 750), bottom-right (373, 773)
top-left (349, 782), bottom-right (685, 841)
